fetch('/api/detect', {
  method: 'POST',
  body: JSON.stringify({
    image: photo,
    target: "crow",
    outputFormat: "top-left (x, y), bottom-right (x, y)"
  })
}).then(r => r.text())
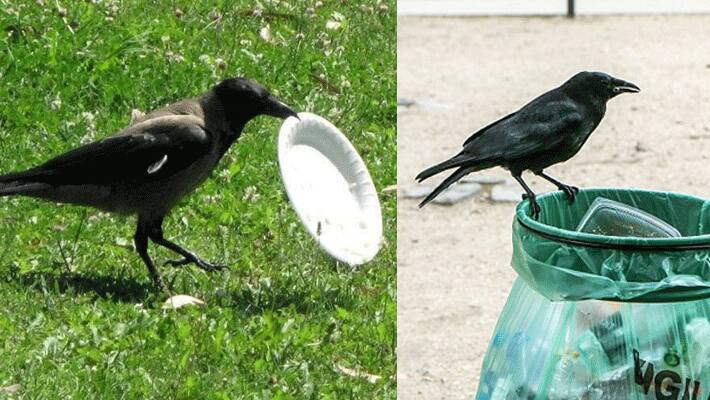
top-left (416, 71), bottom-right (639, 217)
top-left (0, 77), bottom-right (298, 290)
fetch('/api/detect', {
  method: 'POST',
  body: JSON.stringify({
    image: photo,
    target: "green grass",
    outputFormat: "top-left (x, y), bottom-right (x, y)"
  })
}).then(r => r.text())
top-left (0, 1), bottom-right (395, 398)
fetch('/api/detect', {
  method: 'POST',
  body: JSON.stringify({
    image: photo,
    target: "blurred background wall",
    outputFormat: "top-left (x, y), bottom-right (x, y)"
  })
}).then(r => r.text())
top-left (399, 0), bottom-right (710, 16)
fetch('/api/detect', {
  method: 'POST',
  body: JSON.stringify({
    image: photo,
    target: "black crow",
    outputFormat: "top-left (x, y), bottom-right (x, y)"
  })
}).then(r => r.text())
top-left (416, 71), bottom-right (639, 217)
top-left (0, 77), bottom-right (298, 290)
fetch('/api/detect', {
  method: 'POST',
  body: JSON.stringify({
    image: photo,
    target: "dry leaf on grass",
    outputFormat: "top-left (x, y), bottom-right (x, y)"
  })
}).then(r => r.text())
top-left (130, 109), bottom-right (145, 124)
top-left (336, 364), bottom-right (381, 384)
top-left (1, 384), bottom-right (21, 393)
top-left (162, 295), bottom-right (206, 310)
top-left (259, 26), bottom-right (272, 42)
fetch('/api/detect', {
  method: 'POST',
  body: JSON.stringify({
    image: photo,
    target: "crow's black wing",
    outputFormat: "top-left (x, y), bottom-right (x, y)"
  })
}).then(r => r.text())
top-left (462, 112), bottom-right (518, 147)
top-left (12, 115), bottom-right (212, 186)
top-left (500, 101), bottom-right (583, 162)
top-left (461, 98), bottom-right (582, 161)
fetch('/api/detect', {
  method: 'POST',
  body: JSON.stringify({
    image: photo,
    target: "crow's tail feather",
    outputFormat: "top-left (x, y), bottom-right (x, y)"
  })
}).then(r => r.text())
top-left (416, 153), bottom-right (470, 182)
top-left (0, 170), bottom-right (36, 196)
top-left (0, 181), bottom-right (21, 197)
top-left (416, 151), bottom-right (494, 183)
top-left (0, 168), bottom-right (46, 183)
top-left (419, 165), bottom-right (477, 208)
top-left (0, 180), bottom-right (48, 197)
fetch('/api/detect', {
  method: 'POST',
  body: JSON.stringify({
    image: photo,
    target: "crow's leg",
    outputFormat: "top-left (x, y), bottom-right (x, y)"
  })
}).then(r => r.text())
top-left (513, 174), bottom-right (541, 219)
top-left (147, 219), bottom-right (227, 272)
top-left (134, 221), bottom-right (169, 293)
top-left (534, 170), bottom-right (579, 201)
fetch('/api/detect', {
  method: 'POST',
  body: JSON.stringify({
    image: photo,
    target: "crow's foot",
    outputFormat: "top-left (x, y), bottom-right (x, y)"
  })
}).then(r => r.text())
top-left (165, 255), bottom-right (228, 272)
top-left (151, 275), bottom-right (171, 294)
top-left (530, 198), bottom-right (541, 220)
top-left (558, 184), bottom-right (579, 201)
top-left (521, 194), bottom-right (541, 219)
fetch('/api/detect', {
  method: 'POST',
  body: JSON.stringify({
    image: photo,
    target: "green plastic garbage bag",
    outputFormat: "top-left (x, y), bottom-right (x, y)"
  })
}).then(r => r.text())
top-left (476, 188), bottom-right (710, 400)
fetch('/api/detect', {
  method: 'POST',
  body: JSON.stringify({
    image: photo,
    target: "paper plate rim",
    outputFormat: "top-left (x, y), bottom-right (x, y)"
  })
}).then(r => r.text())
top-left (277, 112), bottom-right (383, 265)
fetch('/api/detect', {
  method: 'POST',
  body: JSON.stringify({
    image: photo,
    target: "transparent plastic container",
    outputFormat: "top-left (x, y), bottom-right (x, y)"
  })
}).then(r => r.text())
top-left (576, 197), bottom-right (681, 238)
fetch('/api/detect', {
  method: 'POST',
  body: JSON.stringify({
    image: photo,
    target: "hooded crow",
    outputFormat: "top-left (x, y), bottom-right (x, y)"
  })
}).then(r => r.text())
top-left (0, 77), bottom-right (298, 290)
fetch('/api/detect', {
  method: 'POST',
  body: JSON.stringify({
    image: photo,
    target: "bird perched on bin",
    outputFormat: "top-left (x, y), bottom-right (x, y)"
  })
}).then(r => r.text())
top-left (0, 77), bottom-right (298, 291)
top-left (416, 71), bottom-right (639, 218)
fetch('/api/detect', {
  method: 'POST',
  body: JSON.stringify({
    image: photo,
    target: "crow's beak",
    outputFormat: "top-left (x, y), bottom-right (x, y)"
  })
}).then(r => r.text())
top-left (612, 79), bottom-right (640, 94)
top-left (265, 96), bottom-right (299, 120)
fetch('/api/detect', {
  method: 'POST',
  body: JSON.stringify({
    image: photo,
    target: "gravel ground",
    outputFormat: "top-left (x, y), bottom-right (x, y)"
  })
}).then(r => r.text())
top-left (397, 15), bottom-right (710, 399)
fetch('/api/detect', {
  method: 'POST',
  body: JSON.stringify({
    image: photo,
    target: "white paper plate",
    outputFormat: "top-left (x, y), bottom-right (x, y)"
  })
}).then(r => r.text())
top-left (278, 113), bottom-right (383, 265)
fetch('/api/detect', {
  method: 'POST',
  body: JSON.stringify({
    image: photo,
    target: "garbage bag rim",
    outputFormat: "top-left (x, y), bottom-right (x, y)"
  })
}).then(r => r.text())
top-left (516, 187), bottom-right (710, 250)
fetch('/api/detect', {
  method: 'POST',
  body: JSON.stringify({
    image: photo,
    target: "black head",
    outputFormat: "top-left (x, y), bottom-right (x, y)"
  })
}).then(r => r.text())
top-left (213, 77), bottom-right (298, 121)
top-left (562, 71), bottom-right (640, 101)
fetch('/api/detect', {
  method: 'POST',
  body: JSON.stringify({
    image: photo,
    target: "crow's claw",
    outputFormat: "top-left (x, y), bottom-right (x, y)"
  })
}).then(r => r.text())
top-left (152, 275), bottom-right (172, 295)
top-left (522, 194), bottom-right (541, 219)
top-left (527, 196), bottom-right (541, 220)
top-left (531, 201), bottom-right (541, 220)
top-left (523, 193), bottom-right (540, 219)
top-left (559, 184), bottom-right (579, 201)
top-left (165, 257), bottom-right (228, 272)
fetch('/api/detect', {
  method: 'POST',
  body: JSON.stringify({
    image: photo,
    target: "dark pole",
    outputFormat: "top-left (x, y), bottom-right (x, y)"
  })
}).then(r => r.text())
top-left (567, 0), bottom-right (575, 17)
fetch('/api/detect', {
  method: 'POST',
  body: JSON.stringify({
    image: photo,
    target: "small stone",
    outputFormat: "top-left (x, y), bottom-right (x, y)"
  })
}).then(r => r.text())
top-left (460, 174), bottom-right (506, 185)
top-left (491, 184), bottom-right (524, 202)
top-left (397, 98), bottom-right (415, 107)
top-left (404, 98), bottom-right (450, 110)
top-left (431, 183), bottom-right (481, 205)
top-left (402, 185), bottom-right (434, 199)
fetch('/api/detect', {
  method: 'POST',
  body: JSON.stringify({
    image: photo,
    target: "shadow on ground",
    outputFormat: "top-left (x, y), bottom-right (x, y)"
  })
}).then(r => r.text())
top-left (16, 270), bottom-right (154, 303)
top-left (9, 256), bottom-right (358, 314)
